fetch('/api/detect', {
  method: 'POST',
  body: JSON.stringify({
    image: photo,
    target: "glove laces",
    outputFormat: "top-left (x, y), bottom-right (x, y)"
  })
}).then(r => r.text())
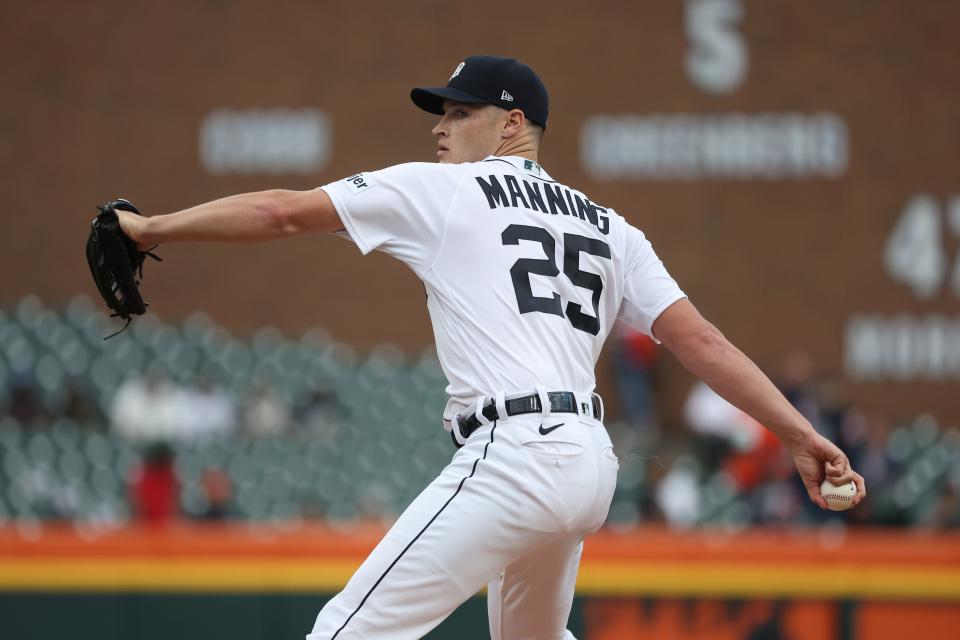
top-left (102, 245), bottom-right (162, 340)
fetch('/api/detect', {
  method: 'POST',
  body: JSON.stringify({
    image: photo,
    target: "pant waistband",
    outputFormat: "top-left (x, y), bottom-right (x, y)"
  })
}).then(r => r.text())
top-left (452, 390), bottom-right (602, 448)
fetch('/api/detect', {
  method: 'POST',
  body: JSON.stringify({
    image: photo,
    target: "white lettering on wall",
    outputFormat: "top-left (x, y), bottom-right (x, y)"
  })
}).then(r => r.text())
top-left (581, 113), bottom-right (848, 180)
top-left (846, 315), bottom-right (960, 381)
top-left (200, 109), bottom-right (331, 175)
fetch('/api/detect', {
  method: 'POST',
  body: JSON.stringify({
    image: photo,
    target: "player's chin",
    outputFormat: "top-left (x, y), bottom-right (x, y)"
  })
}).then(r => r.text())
top-left (436, 148), bottom-right (460, 164)
top-left (438, 143), bottom-right (490, 164)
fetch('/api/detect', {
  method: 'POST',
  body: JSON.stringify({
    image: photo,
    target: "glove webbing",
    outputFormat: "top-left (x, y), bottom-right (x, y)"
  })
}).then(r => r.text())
top-left (102, 245), bottom-right (162, 341)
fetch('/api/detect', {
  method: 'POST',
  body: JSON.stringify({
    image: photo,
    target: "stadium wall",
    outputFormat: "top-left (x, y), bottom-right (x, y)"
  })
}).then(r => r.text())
top-left (2, 0), bottom-right (959, 424)
top-left (2, 525), bottom-right (958, 639)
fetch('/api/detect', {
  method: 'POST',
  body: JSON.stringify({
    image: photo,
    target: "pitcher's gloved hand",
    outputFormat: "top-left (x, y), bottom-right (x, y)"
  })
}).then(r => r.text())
top-left (85, 198), bottom-right (161, 338)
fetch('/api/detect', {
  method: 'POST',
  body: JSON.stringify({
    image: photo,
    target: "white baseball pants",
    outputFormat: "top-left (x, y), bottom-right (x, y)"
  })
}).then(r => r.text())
top-left (306, 411), bottom-right (619, 639)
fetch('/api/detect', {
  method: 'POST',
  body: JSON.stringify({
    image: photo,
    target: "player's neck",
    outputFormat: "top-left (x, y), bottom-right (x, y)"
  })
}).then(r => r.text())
top-left (492, 135), bottom-right (539, 163)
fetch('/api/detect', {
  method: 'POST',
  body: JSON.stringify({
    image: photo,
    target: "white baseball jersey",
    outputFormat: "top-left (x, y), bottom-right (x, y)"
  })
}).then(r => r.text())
top-left (309, 155), bottom-right (685, 640)
top-left (322, 155), bottom-right (686, 423)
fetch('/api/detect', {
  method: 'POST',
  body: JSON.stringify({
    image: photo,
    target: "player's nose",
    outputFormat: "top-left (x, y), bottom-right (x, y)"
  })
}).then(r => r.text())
top-left (432, 119), bottom-right (447, 138)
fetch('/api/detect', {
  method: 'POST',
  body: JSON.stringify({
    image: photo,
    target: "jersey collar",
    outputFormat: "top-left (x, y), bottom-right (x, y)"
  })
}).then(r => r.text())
top-left (483, 155), bottom-right (553, 181)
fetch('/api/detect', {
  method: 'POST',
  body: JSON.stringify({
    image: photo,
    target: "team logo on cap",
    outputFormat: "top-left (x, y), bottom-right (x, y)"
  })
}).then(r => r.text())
top-left (501, 90), bottom-right (514, 102)
top-left (450, 62), bottom-right (465, 81)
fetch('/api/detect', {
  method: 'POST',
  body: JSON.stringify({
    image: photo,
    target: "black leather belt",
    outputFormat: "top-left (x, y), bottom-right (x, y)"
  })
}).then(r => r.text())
top-left (454, 391), bottom-right (601, 446)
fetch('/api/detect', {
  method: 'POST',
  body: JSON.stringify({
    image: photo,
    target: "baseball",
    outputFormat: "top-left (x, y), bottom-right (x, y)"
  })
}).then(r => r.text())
top-left (820, 479), bottom-right (857, 511)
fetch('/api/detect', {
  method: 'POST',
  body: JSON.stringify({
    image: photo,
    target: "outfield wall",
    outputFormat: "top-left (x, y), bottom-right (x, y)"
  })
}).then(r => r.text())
top-left (2, 524), bottom-right (957, 639)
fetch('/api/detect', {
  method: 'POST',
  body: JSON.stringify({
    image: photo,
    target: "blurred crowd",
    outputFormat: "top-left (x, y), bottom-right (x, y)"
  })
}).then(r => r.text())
top-left (6, 362), bottom-right (341, 445)
top-left (0, 297), bottom-right (957, 530)
top-left (609, 327), bottom-right (960, 530)
top-left (2, 365), bottom-right (344, 524)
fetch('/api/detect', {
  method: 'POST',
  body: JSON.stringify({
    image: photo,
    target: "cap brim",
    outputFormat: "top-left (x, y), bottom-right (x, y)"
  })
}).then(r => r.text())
top-left (410, 86), bottom-right (491, 115)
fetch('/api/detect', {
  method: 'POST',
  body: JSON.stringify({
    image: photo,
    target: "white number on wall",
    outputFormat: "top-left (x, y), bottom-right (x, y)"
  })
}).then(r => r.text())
top-left (949, 196), bottom-right (960, 298)
top-left (684, 0), bottom-right (748, 95)
top-left (884, 194), bottom-right (947, 300)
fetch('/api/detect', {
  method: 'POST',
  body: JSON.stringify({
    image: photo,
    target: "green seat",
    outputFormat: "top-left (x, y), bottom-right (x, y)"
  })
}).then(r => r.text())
top-left (911, 414), bottom-right (940, 452)
top-left (26, 433), bottom-right (56, 464)
top-left (89, 466), bottom-right (123, 499)
top-left (235, 485), bottom-right (271, 519)
top-left (58, 450), bottom-right (88, 483)
top-left (606, 499), bottom-right (641, 526)
top-left (887, 426), bottom-right (915, 464)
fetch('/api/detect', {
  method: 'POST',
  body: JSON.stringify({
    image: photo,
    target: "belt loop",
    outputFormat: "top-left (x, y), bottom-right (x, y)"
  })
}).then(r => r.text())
top-left (494, 391), bottom-right (508, 422)
top-left (452, 416), bottom-right (469, 447)
top-left (592, 392), bottom-right (605, 422)
top-left (474, 396), bottom-right (491, 426)
top-left (535, 386), bottom-right (551, 417)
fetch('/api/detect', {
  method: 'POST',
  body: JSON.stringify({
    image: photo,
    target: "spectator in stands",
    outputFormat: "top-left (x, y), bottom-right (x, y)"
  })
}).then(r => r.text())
top-left (851, 412), bottom-right (894, 520)
top-left (61, 378), bottom-right (104, 428)
top-left (7, 371), bottom-right (49, 427)
top-left (653, 455), bottom-right (701, 527)
top-left (296, 389), bottom-right (343, 438)
top-left (110, 371), bottom-right (181, 442)
top-left (683, 381), bottom-right (784, 492)
top-left (775, 354), bottom-right (854, 524)
top-left (176, 377), bottom-right (236, 441)
top-left (243, 383), bottom-right (291, 437)
top-left (816, 379), bottom-right (896, 524)
top-left (776, 348), bottom-right (822, 429)
top-left (610, 322), bottom-right (660, 431)
top-left (128, 442), bottom-right (180, 524)
top-left (927, 469), bottom-right (960, 529)
top-left (197, 467), bottom-right (233, 520)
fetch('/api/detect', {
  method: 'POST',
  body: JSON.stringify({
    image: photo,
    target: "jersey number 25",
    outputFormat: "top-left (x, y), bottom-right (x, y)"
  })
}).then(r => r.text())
top-left (501, 224), bottom-right (611, 336)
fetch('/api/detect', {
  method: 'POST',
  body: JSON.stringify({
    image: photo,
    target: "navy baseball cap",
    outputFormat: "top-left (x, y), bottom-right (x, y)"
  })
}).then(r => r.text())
top-left (411, 55), bottom-right (549, 129)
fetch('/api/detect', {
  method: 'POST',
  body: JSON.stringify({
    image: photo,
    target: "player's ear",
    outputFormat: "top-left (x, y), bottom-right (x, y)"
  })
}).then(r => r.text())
top-left (502, 109), bottom-right (526, 137)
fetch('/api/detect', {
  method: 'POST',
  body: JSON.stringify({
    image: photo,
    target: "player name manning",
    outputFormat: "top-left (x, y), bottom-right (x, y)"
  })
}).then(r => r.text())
top-left (474, 175), bottom-right (610, 235)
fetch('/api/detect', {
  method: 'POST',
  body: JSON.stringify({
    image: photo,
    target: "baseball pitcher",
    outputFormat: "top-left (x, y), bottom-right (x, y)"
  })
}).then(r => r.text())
top-left (113, 55), bottom-right (865, 639)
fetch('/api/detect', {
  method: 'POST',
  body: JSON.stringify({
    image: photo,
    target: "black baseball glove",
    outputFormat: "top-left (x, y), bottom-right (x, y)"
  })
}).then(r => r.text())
top-left (85, 198), bottom-right (161, 338)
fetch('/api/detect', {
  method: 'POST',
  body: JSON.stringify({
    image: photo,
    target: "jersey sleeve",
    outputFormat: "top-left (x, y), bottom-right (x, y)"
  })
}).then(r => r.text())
top-left (618, 222), bottom-right (687, 340)
top-left (320, 162), bottom-right (461, 274)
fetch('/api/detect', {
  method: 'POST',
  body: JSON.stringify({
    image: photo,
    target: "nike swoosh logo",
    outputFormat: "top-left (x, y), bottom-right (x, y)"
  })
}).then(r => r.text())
top-left (538, 422), bottom-right (565, 435)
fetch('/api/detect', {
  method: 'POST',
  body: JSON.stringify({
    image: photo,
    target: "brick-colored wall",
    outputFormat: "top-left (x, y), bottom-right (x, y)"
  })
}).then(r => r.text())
top-left (3, 1), bottom-right (957, 422)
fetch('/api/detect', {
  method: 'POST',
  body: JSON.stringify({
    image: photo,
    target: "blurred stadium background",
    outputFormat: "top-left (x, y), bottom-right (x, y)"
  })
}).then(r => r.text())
top-left (1, 1), bottom-right (958, 639)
